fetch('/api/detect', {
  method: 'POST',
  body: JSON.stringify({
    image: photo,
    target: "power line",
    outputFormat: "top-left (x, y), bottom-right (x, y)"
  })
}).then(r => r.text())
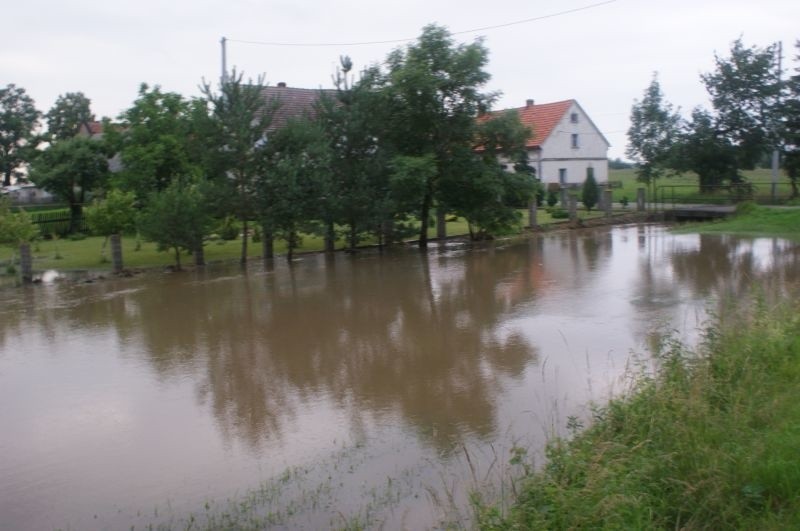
top-left (227, 0), bottom-right (617, 48)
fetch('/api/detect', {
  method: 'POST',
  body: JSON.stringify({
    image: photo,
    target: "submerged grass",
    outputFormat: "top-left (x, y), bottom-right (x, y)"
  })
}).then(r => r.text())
top-left (476, 294), bottom-right (800, 529)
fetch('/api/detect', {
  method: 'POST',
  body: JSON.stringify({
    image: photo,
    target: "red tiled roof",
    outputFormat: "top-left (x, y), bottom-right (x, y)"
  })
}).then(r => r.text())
top-left (481, 100), bottom-right (574, 149)
top-left (259, 84), bottom-right (336, 131)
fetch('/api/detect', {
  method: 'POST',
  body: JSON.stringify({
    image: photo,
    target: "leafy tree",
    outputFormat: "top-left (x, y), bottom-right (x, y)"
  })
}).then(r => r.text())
top-left (384, 24), bottom-right (496, 248)
top-left (783, 41), bottom-right (800, 198)
top-left (318, 58), bottom-right (392, 250)
top-left (582, 167), bottom-right (599, 211)
top-left (257, 118), bottom-right (332, 260)
top-left (138, 179), bottom-right (211, 270)
top-left (202, 71), bottom-right (275, 264)
top-left (46, 92), bottom-right (94, 141)
top-left (673, 108), bottom-right (740, 192)
top-left (85, 189), bottom-right (137, 236)
top-left (0, 84), bottom-right (41, 186)
top-left (444, 109), bottom-right (535, 239)
top-left (0, 198), bottom-right (38, 245)
top-left (85, 189), bottom-right (137, 271)
top-left (108, 84), bottom-right (198, 201)
top-left (30, 136), bottom-right (109, 232)
top-left (701, 38), bottom-right (782, 172)
top-left (626, 74), bottom-right (682, 200)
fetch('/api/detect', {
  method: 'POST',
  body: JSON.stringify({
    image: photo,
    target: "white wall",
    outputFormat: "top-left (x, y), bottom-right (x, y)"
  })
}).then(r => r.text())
top-left (531, 101), bottom-right (609, 185)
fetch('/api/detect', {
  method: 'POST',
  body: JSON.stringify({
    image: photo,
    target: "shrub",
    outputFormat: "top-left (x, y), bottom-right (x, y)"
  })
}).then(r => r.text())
top-left (217, 215), bottom-right (240, 240)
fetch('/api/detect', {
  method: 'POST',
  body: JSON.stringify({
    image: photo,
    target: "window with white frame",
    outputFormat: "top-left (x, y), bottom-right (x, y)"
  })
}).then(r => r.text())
top-left (570, 112), bottom-right (578, 123)
top-left (558, 168), bottom-right (567, 184)
top-left (571, 133), bottom-right (579, 149)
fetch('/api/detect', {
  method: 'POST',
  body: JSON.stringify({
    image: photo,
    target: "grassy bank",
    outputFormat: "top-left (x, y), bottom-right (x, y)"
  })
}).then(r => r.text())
top-left (0, 209), bottom-right (619, 273)
top-left (476, 295), bottom-right (800, 529)
top-left (674, 203), bottom-right (800, 240)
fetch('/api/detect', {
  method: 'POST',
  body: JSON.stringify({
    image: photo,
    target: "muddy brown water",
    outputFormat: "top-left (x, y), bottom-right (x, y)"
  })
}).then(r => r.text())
top-left (1, 225), bottom-right (798, 530)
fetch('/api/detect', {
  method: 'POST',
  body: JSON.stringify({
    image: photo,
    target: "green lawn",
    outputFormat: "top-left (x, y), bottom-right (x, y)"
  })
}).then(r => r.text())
top-left (673, 203), bottom-right (800, 241)
top-left (0, 207), bottom-right (623, 273)
top-left (609, 168), bottom-right (797, 204)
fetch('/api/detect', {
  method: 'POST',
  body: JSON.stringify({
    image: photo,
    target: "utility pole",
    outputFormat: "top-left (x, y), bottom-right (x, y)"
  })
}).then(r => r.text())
top-left (771, 40), bottom-right (783, 202)
top-left (220, 36), bottom-right (228, 85)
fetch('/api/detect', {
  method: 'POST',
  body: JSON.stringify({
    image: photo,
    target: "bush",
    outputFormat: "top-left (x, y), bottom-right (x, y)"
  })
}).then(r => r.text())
top-left (547, 190), bottom-right (559, 208)
top-left (550, 208), bottom-right (569, 219)
top-left (217, 216), bottom-right (240, 240)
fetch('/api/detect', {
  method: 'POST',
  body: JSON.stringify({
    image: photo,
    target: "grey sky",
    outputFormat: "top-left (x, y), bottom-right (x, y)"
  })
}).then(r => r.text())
top-left (3, 0), bottom-right (798, 159)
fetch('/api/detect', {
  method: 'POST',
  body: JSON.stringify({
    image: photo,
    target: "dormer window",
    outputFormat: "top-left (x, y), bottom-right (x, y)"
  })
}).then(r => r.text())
top-left (570, 112), bottom-right (578, 123)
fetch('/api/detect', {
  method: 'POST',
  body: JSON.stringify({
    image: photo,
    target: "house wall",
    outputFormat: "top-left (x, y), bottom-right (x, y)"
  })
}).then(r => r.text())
top-left (530, 102), bottom-right (609, 185)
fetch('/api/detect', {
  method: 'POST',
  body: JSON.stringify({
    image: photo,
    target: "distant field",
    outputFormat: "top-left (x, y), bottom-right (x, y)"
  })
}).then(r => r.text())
top-left (608, 168), bottom-right (796, 204)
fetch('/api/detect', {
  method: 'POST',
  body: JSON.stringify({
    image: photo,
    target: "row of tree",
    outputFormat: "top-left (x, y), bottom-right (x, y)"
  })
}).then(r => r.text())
top-left (0, 25), bottom-right (539, 270)
top-left (627, 38), bottom-right (800, 198)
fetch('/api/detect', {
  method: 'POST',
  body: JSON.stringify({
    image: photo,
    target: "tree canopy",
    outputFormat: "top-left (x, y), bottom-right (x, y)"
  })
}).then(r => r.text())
top-left (0, 84), bottom-right (40, 186)
top-left (45, 92), bottom-right (94, 141)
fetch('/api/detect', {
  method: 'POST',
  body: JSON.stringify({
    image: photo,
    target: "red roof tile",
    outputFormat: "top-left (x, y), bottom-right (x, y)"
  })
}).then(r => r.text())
top-left (481, 100), bottom-right (574, 149)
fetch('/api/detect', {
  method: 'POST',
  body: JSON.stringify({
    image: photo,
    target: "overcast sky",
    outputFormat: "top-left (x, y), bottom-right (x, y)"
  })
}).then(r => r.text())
top-left (3, 0), bottom-right (798, 159)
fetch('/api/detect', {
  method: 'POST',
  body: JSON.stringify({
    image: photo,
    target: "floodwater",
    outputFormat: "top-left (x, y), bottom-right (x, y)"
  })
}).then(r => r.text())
top-left (1, 225), bottom-right (798, 530)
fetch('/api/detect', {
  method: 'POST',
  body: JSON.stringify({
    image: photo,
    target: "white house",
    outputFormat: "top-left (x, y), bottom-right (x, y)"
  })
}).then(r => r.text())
top-left (488, 99), bottom-right (610, 186)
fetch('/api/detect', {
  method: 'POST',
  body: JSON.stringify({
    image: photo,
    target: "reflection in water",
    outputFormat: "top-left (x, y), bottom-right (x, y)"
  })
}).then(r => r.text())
top-left (0, 225), bottom-right (797, 530)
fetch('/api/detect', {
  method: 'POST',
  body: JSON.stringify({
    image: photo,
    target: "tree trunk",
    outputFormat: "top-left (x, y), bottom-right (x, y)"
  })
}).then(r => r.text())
top-left (324, 220), bottom-right (335, 253)
top-left (418, 191), bottom-right (431, 249)
top-left (240, 219), bottom-right (248, 264)
top-left (110, 233), bottom-right (123, 273)
top-left (436, 207), bottom-right (446, 240)
top-left (173, 246), bottom-right (182, 271)
top-left (69, 203), bottom-right (82, 234)
top-left (262, 227), bottom-right (274, 260)
top-left (194, 242), bottom-right (205, 266)
top-left (19, 242), bottom-right (33, 283)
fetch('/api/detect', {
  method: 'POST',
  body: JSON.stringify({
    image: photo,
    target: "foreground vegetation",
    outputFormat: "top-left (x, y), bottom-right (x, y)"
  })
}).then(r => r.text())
top-left (476, 294), bottom-right (800, 529)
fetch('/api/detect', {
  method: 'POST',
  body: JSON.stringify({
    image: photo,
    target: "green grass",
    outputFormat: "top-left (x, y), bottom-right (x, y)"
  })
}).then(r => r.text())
top-left (609, 168), bottom-right (797, 204)
top-left (476, 294), bottom-right (800, 529)
top-left (674, 203), bottom-right (800, 241)
top-left (0, 209), bottom-right (620, 273)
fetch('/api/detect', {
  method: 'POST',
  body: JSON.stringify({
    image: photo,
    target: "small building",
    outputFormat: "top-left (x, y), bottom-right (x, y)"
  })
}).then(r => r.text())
top-left (487, 99), bottom-right (610, 186)
top-left (1, 183), bottom-right (56, 204)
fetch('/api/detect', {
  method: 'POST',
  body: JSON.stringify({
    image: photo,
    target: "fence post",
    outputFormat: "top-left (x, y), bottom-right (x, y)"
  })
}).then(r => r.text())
top-left (110, 233), bottom-right (124, 273)
top-left (436, 207), bottom-right (446, 240)
top-left (568, 195), bottom-right (578, 223)
top-left (528, 199), bottom-right (538, 229)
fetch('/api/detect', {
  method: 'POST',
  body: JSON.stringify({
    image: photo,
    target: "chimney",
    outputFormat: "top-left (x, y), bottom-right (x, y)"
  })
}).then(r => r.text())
top-left (277, 82), bottom-right (287, 88)
top-left (526, 98), bottom-right (534, 107)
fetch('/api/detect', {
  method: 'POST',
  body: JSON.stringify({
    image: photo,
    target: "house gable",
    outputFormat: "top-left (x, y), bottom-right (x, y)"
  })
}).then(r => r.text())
top-left (484, 99), bottom-right (610, 184)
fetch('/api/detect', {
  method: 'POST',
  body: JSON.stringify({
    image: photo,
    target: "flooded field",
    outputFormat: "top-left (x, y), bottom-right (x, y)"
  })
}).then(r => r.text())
top-left (1, 224), bottom-right (798, 530)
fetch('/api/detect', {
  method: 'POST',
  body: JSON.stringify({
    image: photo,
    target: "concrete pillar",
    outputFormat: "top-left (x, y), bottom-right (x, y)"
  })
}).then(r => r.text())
top-left (528, 199), bottom-right (538, 229)
top-left (637, 188), bottom-right (646, 212)
top-left (110, 233), bottom-right (124, 273)
top-left (604, 189), bottom-right (613, 217)
top-left (19, 242), bottom-right (33, 283)
top-left (568, 195), bottom-right (578, 223)
top-left (436, 208), bottom-right (446, 240)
